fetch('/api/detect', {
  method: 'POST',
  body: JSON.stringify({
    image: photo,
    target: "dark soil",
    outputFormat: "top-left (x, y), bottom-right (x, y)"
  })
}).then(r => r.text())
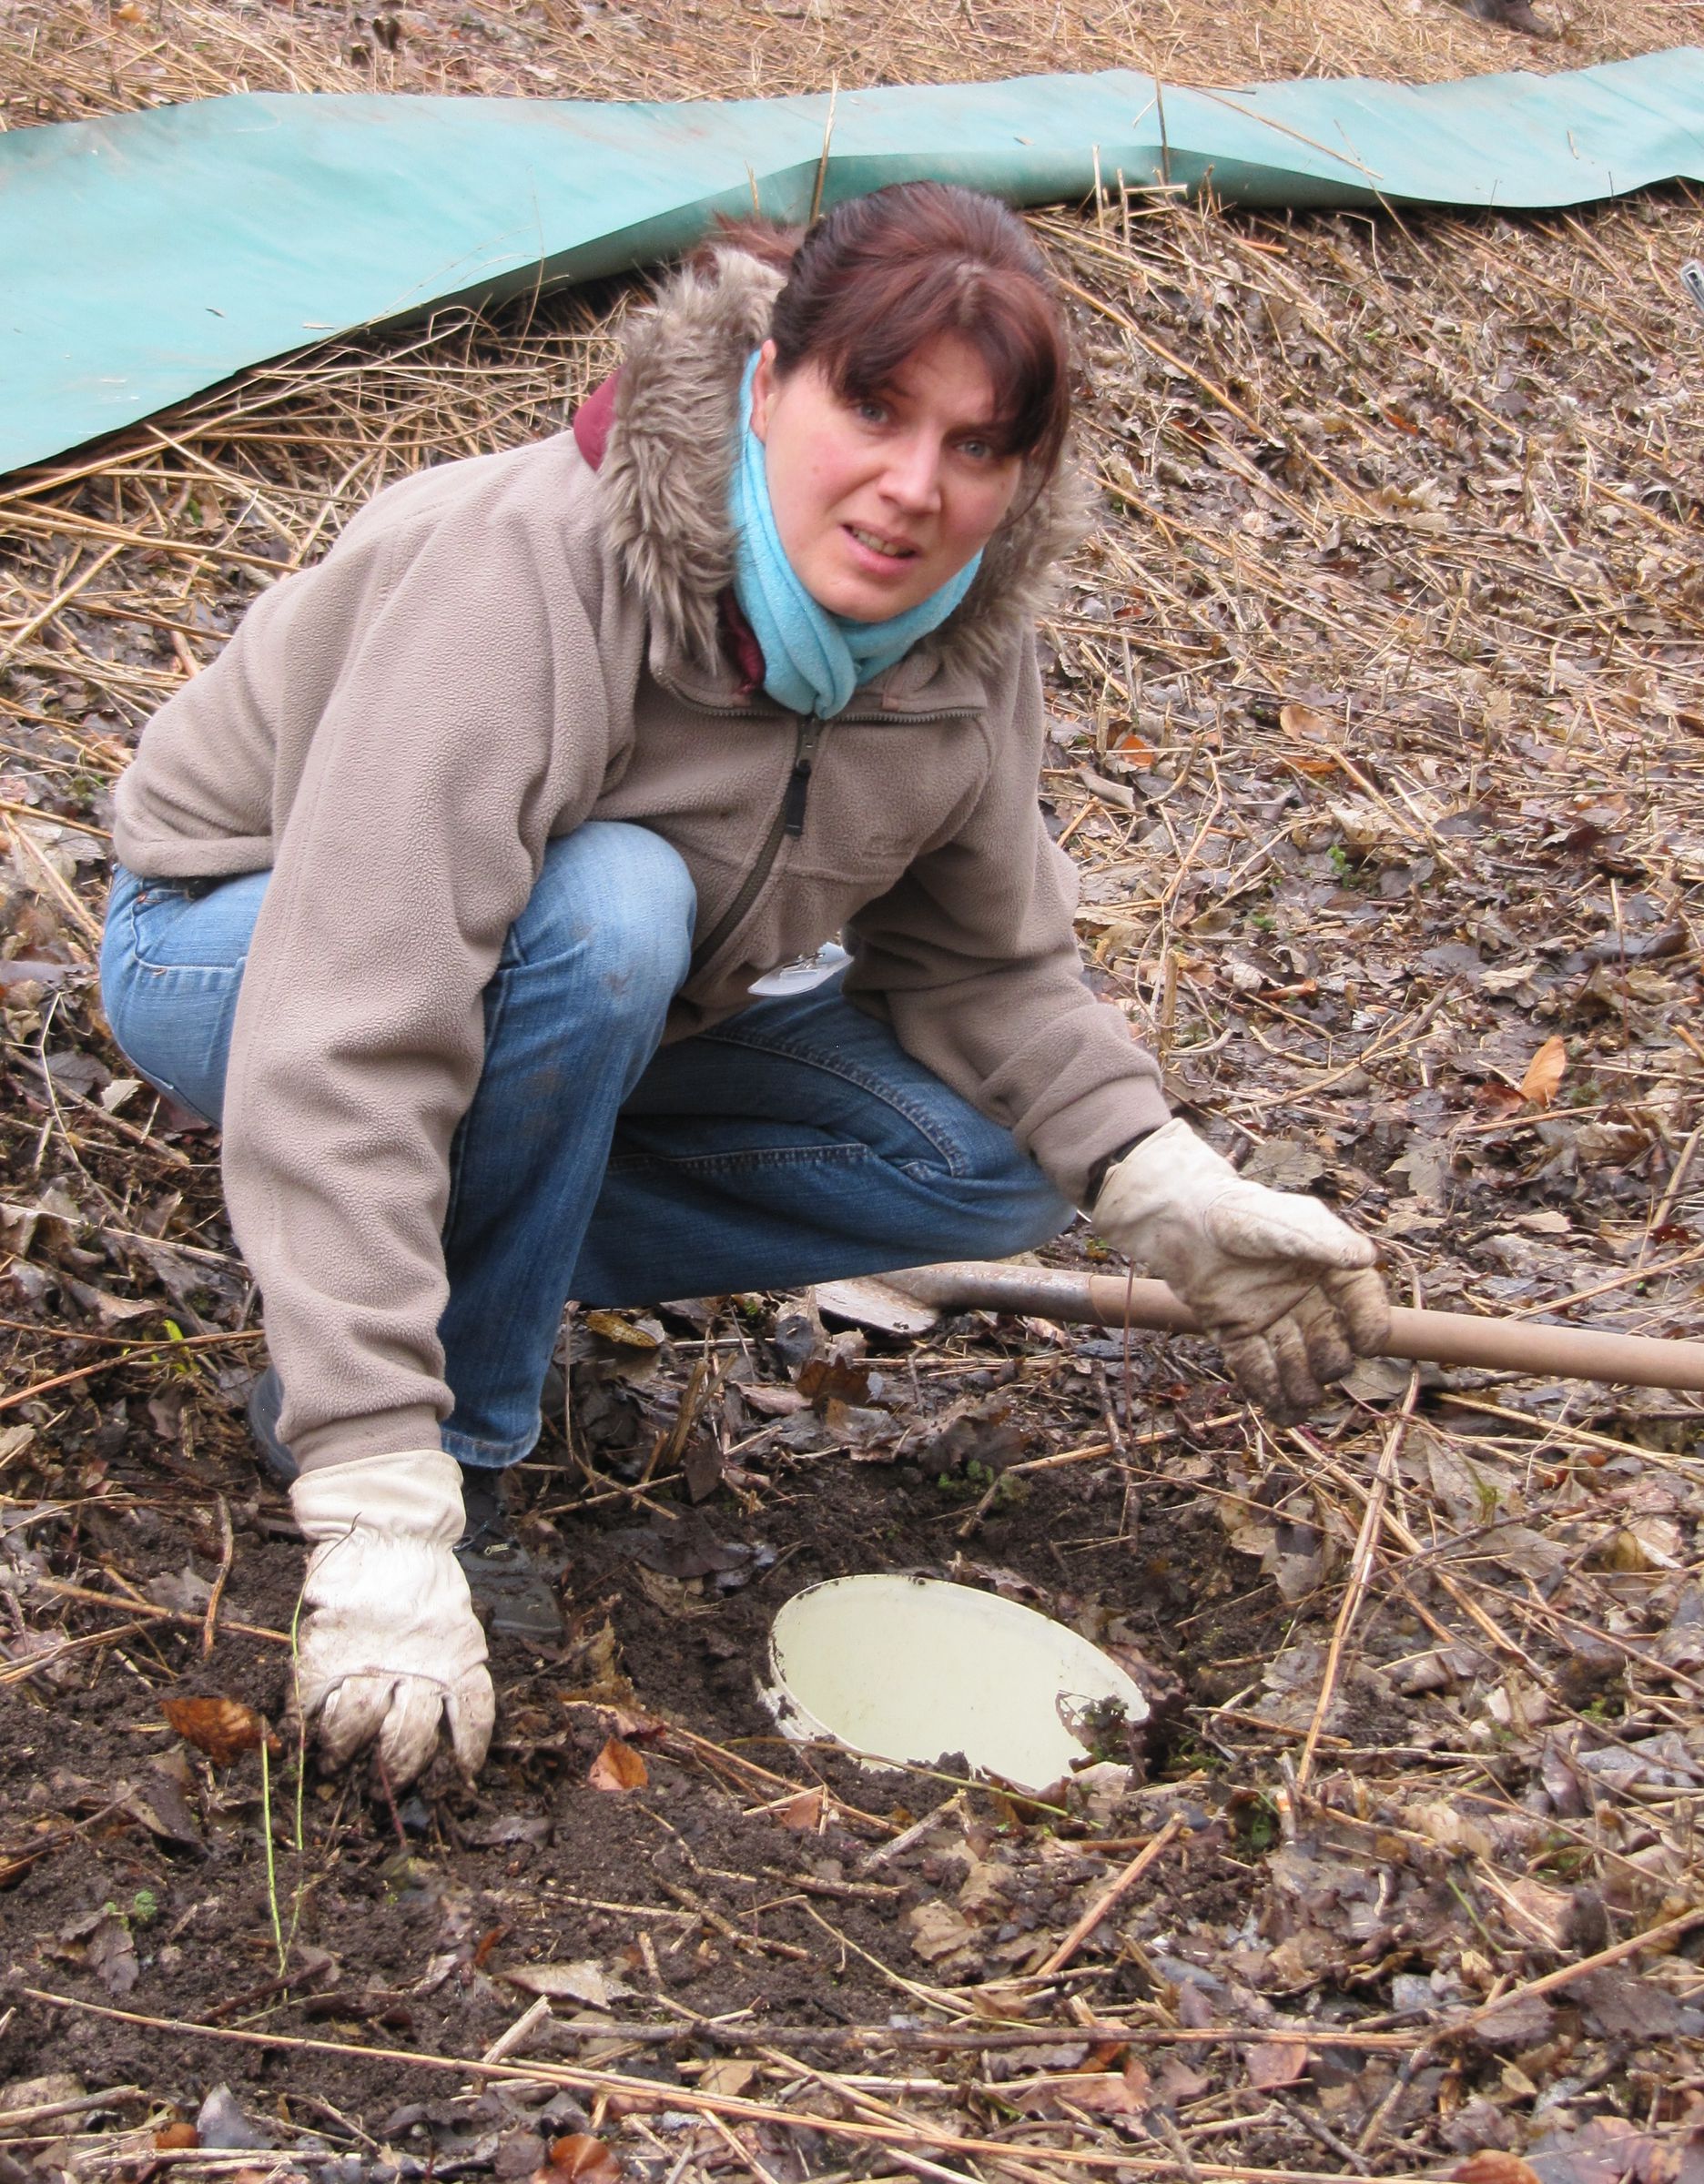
top-left (0, 1299), bottom-right (1273, 2134)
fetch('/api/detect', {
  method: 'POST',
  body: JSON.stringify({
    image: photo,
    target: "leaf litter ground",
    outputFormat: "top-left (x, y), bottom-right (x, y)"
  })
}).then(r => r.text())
top-left (4, 3), bottom-right (1704, 2181)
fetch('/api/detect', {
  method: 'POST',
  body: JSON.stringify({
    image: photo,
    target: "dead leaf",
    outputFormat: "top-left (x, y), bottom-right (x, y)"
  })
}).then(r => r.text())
top-left (1153, 2057), bottom-right (1210, 2106)
top-left (160, 1696), bottom-right (277, 1766)
top-left (86, 1911), bottom-right (138, 1997)
top-left (582, 1311), bottom-right (662, 1350)
top-left (1009, 2063), bottom-right (1151, 2117)
top-left (1241, 1138), bottom-right (1325, 1190)
top-left (1468, 1994), bottom-right (1557, 2049)
top-left (1279, 701), bottom-right (1336, 741)
top-left (459, 1813), bottom-right (554, 1849)
top-left (147, 1564), bottom-right (213, 1615)
top-left (586, 1737), bottom-right (647, 1793)
top-left (958, 1856), bottom-right (1012, 1916)
top-left (1476, 1080), bottom-right (1528, 1118)
top-left (795, 1337), bottom-right (873, 1407)
top-left (1528, 2115), bottom-right (1699, 2184)
top-left (1574, 1968), bottom-right (1682, 2038)
top-left (1079, 765), bottom-right (1137, 810)
top-left (1608, 1518), bottom-right (1683, 1573)
top-left (1499, 1876), bottom-right (1573, 1950)
top-left (1401, 1800), bottom-right (1496, 1859)
top-left (682, 1438), bottom-right (724, 1503)
top-left (775, 1787), bottom-right (825, 1831)
top-left (1244, 2038), bottom-right (1310, 2091)
top-left (735, 1384), bottom-right (809, 1419)
top-left (1519, 1035), bottom-right (1567, 1108)
top-left (904, 1901), bottom-right (977, 1964)
top-left (59, 1278), bottom-right (157, 1326)
top-left (504, 1959), bottom-right (622, 2006)
top-left (548, 2135), bottom-right (623, 2184)
top-left (614, 1512), bottom-right (752, 1580)
top-left (696, 2061), bottom-right (756, 2098)
top-left (1452, 2156), bottom-right (1543, 2184)
top-left (122, 1767), bottom-right (200, 1847)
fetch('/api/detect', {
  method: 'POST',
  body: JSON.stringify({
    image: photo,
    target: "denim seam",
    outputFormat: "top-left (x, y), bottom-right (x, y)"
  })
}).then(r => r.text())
top-left (125, 895), bottom-right (219, 983)
top-left (690, 1025), bottom-right (972, 1177)
top-left (605, 1144), bottom-right (960, 1183)
top-left (445, 1424), bottom-right (540, 1468)
top-left (126, 891), bottom-right (250, 979)
top-left (607, 1141), bottom-right (867, 1174)
top-left (442, 969), bottom-right (517, 1239)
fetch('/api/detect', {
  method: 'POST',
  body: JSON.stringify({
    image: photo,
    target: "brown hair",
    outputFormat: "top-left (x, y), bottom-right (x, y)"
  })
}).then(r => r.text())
top-left (713, 183), bottom-right (1071, 481)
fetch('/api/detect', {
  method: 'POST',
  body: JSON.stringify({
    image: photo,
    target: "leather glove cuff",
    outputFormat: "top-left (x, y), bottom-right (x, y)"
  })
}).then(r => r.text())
top-left (289, 1447), bottom-right (464, 1549)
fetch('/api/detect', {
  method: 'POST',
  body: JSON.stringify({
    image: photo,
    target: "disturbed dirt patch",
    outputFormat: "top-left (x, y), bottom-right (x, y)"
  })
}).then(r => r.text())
top-left (0, 1331), bottom-right (1268, 2117)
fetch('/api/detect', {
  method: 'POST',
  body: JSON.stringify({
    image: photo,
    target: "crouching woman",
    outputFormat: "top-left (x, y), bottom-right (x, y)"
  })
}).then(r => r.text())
top-left (100, 182), bottom-right (1387, 1785)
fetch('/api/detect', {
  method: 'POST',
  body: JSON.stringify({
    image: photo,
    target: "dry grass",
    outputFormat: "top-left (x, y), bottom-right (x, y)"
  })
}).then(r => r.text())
top-left (0, 0), bottom-right (1699, 126)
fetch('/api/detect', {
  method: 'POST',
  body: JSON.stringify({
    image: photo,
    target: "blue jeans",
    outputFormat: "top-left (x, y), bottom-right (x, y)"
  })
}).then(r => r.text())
top-left (100, 822), bottom-right (1070, 1468)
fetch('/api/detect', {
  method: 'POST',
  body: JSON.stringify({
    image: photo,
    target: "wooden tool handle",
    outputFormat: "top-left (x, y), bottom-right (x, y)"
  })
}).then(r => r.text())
top-left (889, 1263), bottom-right (1704, 1394)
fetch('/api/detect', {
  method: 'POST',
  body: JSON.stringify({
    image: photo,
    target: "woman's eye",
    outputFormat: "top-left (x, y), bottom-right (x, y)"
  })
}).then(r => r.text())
top-left (855, 399), bottom-right (888, 425)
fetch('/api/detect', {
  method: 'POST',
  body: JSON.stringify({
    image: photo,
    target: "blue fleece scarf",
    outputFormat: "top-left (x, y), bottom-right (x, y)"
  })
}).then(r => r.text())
top-left (729, 352), bottom-right (982, 720)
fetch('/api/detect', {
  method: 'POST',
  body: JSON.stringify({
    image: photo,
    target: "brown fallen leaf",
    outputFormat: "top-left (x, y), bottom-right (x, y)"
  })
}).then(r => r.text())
top-left (1009, 2062), bottom-right (1151, 2117)
top-left (503, 1959), bottom-right (618, 2006)
top-left (795, 1346), bottom-right (872, 1406)
top-left (1279, 700), bottom-right (1335, 740)
top-left (1244, 2037), bottom-right (1310, 2090)
top-left (1519, 1034), bottom-right (1567, 1108)
top-left (1153, 2057), bottom-right (1210, 2106)
top-left (696, 2060), bottom-right (757, 2098)
top-left (586, 1737), bottom-right (647, 1793)
top-left (548, 2135), bottom-right (623, 2184)
top-left (160, 1695), bottom-right (278, 1766)
top-left (904, 1900), bottom-right (978, 1964)
top-left (1476, 1079), bottom-right (1528, 1118)
top-left (1452, 2156), bottom-right (1544, 2184)
top-left (155, 2124), bottom-right (199, 2152)
top-left (582, 1311), bottom-right (662, 1350)
top-left (775, 1787), bottom-right (824, 1831)
top-left (86, 1911), bottom-right (139, 1997)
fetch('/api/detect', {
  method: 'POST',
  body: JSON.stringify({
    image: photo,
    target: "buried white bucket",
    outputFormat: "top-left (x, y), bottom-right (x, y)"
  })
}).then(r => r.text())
top-left (767, 1575), bottom-right (1149, 1795)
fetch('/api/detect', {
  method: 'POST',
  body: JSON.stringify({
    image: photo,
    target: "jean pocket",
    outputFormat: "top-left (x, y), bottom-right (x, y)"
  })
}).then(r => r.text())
top-left (125, 870), bottom-right (262, 975)
top-left (127, 887), bottom-right (203, 972)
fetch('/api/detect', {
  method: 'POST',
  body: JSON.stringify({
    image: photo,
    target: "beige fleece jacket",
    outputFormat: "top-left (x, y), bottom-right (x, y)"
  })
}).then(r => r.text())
top-left (113, 248), bottom-right (1170, 1469)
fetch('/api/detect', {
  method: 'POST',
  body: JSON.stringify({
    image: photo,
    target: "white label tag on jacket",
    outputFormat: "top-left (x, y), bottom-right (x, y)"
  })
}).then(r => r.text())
top-left (748, 941), bottom-right (851, 997)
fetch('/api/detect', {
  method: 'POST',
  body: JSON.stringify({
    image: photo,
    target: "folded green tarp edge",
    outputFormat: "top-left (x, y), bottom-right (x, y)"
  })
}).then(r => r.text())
top-left (4, 47), bottom-right (1702, 481)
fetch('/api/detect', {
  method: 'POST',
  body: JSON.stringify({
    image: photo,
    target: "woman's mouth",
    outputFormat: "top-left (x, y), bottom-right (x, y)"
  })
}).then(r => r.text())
top-left (845, 524), bottom-right (918, 562)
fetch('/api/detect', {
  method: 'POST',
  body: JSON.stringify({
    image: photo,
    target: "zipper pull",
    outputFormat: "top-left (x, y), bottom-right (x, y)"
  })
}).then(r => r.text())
top-left (783, 719), bottom-right (825, 838)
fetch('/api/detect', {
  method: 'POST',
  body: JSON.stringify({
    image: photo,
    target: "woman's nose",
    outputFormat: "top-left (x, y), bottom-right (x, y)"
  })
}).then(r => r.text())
top-left (879, 433), bottom-right (945, 512)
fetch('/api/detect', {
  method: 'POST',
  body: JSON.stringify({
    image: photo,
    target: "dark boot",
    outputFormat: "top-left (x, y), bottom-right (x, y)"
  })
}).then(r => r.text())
top-left (248, 1368), bottom-right (564, 1644)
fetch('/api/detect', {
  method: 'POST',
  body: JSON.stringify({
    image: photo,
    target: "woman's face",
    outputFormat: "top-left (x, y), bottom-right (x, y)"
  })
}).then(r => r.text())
top-left (748, 332), bottom-right (1025, 622)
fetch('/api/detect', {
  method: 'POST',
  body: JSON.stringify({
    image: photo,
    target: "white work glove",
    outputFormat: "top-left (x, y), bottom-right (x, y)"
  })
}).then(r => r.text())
top-left (1092, 1118), bottom-right (1389, 1420)
top-left (289, 1450), bottom-right (495, 1784)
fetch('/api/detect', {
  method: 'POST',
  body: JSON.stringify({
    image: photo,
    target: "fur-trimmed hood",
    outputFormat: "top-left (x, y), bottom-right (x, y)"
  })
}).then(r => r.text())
top-left (600, 243), bottom-right (1090, 680)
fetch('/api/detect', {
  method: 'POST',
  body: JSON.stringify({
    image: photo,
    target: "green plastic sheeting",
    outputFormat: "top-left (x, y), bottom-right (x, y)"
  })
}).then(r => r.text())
top-left (4, 48), bottom-right (1703, 481)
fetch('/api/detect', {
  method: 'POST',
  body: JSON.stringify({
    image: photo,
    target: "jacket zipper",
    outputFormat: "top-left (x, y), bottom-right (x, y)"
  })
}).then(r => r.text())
top-left (688, 715), bottom-right (826, 979)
